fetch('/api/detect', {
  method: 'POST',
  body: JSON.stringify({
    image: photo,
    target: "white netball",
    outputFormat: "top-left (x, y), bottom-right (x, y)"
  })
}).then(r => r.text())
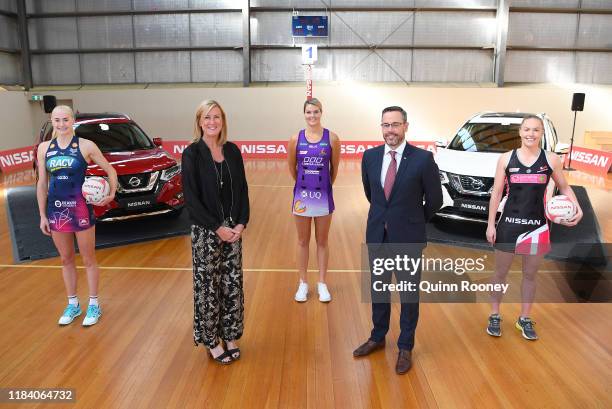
top-left (546, 195), bottom-right (576, 224)
top-left (82, 176), bottom-right (110, 205)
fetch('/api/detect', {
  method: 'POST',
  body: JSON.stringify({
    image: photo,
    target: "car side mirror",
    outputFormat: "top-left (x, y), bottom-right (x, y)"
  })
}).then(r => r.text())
top-left (554, 142), bottom-right (569, 154)
top-left (153, 137), bottom-right (163, 147)
top-left (435, 139), bottom-right (448, 148)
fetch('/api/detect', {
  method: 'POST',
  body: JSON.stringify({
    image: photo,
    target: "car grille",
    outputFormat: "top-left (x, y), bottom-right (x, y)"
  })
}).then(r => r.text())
top-left (448, 173), bottom-right (493, 196)
top-left (117, 171), bottom-right (159, 193)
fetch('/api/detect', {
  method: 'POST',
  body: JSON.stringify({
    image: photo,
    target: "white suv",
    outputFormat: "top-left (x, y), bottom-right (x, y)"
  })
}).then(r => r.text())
top-left (434, 112), bottom-right (568, 223)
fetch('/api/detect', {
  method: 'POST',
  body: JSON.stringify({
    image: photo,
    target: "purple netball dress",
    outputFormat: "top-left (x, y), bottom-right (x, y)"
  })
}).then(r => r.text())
top-left (45, 136), bottom-right (95, 232)
top-left (292, 129), bottom-right (335, 217)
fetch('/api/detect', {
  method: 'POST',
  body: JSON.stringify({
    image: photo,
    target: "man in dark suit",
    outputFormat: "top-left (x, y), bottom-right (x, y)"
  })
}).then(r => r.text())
top-left (353, 106), bottom-right (442, 374)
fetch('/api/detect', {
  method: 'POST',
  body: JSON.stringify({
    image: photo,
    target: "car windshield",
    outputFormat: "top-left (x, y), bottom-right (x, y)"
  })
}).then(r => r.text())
top-left (447, 123), bottom-right (523, 153)
top-left (74, 122), bottom-right (154, 152)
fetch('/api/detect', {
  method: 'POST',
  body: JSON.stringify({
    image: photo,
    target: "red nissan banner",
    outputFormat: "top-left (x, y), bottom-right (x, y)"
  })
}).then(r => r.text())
top-left (564, 146), bottom-right (612, 176)
top-left (162, 140), bottom-right (438, 160)
top-left (0, 140), bottom-right (438, 173)
top-left (0, 146), bottom-right (35, 173)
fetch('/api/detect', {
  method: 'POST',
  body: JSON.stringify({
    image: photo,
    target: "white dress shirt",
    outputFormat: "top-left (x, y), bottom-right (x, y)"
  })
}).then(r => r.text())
top-left (380, 139), bottom-right (407, 188)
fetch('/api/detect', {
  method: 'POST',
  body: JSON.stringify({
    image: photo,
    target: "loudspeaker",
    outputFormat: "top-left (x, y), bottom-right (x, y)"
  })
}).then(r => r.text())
top-left (571, 93), bottom-right (585, 112)
top-left (43, 95), bottom-right (57, 113)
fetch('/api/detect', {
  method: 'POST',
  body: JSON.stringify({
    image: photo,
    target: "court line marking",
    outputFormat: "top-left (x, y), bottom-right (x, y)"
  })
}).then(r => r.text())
top-left (0, 264), bottom-right (566, 273)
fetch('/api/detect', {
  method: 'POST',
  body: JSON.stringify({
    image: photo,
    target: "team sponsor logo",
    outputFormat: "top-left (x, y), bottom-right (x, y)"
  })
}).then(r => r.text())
top-left (301, 190), bottom-right (322, 199)
top-left (303, 156), bottom-right (323, 165)
top-left (299, 142), bottom-right (308, 147)
top-left (320, 148), bottom-right (327, 156)
top-left (47, 156), bottom-right (75, 171)
top-left (54, 200), bottom-right (77, 208)
top-left (293, 200), bottom-right (306, 214)
top-left (320, 142), bottom-right (328, 147)
top-left (460, 203), bottom-right (486, 211)
top-left (299, 150), bottom-right (308, 155)
top-left (504, 217), bottom-right (542, 225)
top-left (57, 175), bottom-right (69, 180)
top-left (509, 174), bottom-right (547, 184)
top-left (304, 169), bottom-right (320, 175)
top-left (50, 208), bottom-right (72, 229)
top-left (69, 148), bottom-right (78, 154)
top-left (508, 167), bottom-right (520, 173)
top-left (515, 224), bottom-right (550, 256)
top-left (78, 218), bottom-right (89, 226)
top-left (46, 150), bottom-right (58, 157)
top-left (537, 165), bottom-right (549, 173)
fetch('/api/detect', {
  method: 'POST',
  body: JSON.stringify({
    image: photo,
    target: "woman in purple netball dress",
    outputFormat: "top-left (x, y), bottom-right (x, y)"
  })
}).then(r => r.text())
top-left (288, 98), bottom-right (340, 302)
top-left (36, 105), bottom-right (117, 327)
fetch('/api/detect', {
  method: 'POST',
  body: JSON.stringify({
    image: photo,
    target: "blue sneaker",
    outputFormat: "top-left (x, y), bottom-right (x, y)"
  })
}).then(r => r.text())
top-left (58, 304), bottom-right (82, 325)
top-left (82, 305), bottom-right (102, 327)
top-left (486, 313), bottom-right (502, 337)
top-left (516, 317), bottom-right (538, 340)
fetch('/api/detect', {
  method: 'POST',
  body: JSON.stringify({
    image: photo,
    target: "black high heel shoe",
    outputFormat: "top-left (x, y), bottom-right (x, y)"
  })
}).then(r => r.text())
top-left (224, 341), bottom-right (241, 361)
top-left (208, 346), bottom-right (233, 365)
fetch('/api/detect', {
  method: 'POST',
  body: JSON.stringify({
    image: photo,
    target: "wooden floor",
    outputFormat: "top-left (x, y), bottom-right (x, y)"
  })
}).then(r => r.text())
top-left (0, 161), bottom-right (610, 409)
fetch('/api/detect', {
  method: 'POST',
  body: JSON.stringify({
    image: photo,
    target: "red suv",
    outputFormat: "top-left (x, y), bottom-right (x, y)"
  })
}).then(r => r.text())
top-left (36, 113), bottom-right (183, 221)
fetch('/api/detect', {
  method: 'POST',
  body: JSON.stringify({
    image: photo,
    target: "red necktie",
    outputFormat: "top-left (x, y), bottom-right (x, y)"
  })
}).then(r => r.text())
top-left (384, 151), bottom-right (397, 200)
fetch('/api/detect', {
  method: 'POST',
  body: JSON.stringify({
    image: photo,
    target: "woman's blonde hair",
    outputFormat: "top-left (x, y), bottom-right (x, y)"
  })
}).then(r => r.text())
top-left (303, 98), bottom-right (323, 113)
top-left (192, 100), bottom-right (227, 145)
top-left (51, 105), bottom-right (76, 139)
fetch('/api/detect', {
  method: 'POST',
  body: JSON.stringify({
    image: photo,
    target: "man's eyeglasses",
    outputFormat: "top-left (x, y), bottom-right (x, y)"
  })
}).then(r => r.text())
top-left (380, 122), bottom-right (404, 130)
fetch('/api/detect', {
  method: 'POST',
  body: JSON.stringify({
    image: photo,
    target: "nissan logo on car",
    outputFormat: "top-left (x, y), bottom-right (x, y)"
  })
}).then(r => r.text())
top-left (467, 177), bottom-right (484, 190)
top-left (127, 200), bottom-right (151, 208)
top-left (128, 176), bottom-right (141, 187)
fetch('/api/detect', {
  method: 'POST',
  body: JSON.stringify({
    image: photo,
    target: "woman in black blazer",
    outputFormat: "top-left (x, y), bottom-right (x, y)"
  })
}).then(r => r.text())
top-left (181, 100), bottom-right (249, 365)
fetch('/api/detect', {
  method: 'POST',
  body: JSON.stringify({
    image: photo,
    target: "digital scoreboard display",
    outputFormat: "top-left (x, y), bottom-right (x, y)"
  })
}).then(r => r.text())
top-left (292, 16), bottom-right (328, 37)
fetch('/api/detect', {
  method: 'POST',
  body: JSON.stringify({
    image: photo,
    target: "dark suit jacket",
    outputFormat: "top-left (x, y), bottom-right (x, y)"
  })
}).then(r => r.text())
top-left (361, 143), bottom-right (442, 244)
top-left (181, 139), bottom-right (249, 231)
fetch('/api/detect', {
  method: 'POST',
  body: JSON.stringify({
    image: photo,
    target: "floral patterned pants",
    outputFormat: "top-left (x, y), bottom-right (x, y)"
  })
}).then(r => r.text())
top-left (191, 224), bottom-right (244, 348)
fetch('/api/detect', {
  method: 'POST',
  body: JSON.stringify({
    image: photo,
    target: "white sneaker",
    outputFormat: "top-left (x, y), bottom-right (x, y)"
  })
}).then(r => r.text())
top-left (82, 304), bottom-right (102, 326)
top-left (318, 282), bottom-right (331, 303)
top-left (295, 281), bottom-right (308, 302)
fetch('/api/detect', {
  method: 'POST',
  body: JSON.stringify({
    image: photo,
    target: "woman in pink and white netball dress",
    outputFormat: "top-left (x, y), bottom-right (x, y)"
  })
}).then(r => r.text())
top-left (485, 115), bottom-right (582, 341)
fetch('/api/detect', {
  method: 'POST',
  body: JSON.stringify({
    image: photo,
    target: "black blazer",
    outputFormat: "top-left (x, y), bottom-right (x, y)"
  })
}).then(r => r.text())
top-left (361, 143), bottom-right (442, 244)
top-left (181, 139), bottom-right (249, 230)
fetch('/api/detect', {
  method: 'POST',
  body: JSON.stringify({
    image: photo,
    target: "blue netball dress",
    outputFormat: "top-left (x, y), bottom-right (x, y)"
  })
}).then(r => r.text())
top-left (45, 136), bottom-right (95, 232)
top-left (292, 129), bottom-right (335, 217)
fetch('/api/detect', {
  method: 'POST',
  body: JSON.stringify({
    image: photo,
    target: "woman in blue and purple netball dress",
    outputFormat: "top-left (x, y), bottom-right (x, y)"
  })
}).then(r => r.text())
top-left (288, 98), bottom-right (340, 303)
top-left (36, 105), bottom-right (117, 327)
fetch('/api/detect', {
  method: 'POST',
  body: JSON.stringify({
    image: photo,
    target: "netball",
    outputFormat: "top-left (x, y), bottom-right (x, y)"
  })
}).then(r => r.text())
top-left (546, 195), bottom-right (576, 223)
top-left (82, 176), bottom-right (110, 205)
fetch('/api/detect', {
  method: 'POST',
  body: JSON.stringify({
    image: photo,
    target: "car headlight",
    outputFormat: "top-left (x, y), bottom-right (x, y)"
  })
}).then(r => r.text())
top-left (160, 164), bottom-right (181, 181)
top-left (439, 171), bottom-right (449, 184)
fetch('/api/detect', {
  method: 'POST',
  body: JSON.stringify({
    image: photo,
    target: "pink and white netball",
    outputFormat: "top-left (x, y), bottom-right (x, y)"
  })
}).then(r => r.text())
top-left (82, 176), bottom-right (110, 204)
top-left (546, 195), bottom-right (576, 223)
